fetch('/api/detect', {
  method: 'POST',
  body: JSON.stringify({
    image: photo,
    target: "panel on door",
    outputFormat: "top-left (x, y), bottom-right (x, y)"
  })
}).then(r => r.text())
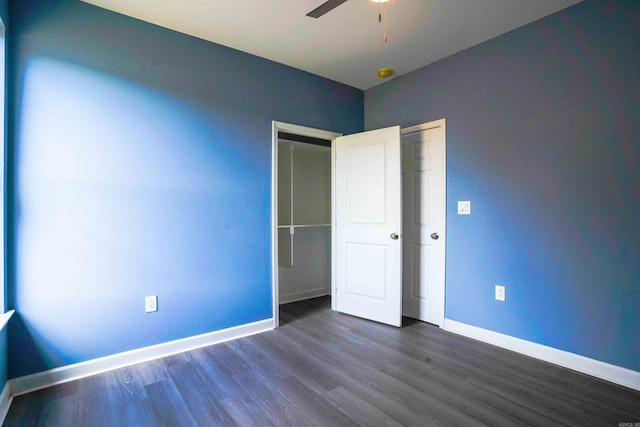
top-left (402, 122), bottom-right (446, 326)
top-left (335, 126), bottom-right (402, 327)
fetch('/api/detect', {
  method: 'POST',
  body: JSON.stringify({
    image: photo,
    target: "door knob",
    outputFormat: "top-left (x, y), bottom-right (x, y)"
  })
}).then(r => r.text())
top-left (431, 232), bottom-right (439, 240)
top-left (390, 233), bottom-right (399, 240)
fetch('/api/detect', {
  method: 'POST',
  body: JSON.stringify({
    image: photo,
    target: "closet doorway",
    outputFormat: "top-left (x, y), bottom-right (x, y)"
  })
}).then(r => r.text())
top-left (271, 122), bottom-right (341, 327)
top-left (271, 120), bottom-right (446, 328)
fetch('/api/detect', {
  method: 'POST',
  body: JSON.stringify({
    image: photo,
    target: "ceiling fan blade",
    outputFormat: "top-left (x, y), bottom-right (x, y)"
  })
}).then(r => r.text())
top-left (307, 0), bottom-right (349, 18)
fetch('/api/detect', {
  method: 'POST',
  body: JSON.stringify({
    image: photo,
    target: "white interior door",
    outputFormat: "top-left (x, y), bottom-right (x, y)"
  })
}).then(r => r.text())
top-left (334, 126), bottom-right (402, 327)
top-left (401, 120), bottom-right (446, 326)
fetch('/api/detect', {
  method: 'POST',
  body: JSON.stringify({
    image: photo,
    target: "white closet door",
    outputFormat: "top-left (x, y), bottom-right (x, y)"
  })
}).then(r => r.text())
top-left (334, 126), bottom-right (402, 327)
top-left (402, 121), bottom-right (446, 327)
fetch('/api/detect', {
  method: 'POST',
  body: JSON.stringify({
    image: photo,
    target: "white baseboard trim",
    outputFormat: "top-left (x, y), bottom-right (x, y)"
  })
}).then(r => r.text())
top-left (10, 318), bottom-right (275, 397)
top-left (279, 288), bottom-right (330, 305)
top-left (444, 318), bottom-right (640, 392)
top-left (0, 382), bottom-right (12, 425)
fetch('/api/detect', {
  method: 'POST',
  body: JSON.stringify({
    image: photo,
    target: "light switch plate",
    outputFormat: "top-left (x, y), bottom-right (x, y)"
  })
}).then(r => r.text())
top-left (458, 201), bottom-right (471, 215)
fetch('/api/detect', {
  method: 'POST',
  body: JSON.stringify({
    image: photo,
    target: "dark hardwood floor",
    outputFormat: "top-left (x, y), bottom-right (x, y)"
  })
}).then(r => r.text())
top-left (5, 296), bottom-right (640, 426)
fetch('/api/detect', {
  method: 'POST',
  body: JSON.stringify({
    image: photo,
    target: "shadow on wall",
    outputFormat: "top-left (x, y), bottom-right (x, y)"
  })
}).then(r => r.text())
top-left (8, 314), bottom-right (47, 376)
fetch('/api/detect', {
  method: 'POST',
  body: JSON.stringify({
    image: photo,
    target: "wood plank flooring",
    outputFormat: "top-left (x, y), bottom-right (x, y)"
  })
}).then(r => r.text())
top-left (5, 296), bottom-right (640, 426)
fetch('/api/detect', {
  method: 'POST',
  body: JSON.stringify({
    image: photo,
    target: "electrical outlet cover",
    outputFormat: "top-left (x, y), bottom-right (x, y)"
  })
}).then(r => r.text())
top-left (458, 201), bottom-right (471, 215)
top-left (145, 295), bottom-right (158, 312)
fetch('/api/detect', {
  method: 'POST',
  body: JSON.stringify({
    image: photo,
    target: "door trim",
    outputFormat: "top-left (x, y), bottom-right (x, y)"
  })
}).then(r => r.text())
top-left (401, 118), bottom-right (446, 328)
top-left (271, 121), bottom-right (341, 328)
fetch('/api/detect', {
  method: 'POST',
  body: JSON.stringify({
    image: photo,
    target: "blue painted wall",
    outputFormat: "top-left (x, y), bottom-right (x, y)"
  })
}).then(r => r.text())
top-left (7, 0), bottom-right (363, 378)
top-left (366, 0), bottom-right (640, 372)
top-left (0, 326), bottom-right (6, 394)
top-left (0, 0), bottom-right (8, 394)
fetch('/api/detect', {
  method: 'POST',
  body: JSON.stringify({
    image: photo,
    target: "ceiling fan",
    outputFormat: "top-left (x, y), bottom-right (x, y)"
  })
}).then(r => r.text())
top-left (306, 0), bottom-right (350, 18)
top-left (307, 0), bottom-right (388, 19)
top-left (307, 0), bottom-right (392, 50)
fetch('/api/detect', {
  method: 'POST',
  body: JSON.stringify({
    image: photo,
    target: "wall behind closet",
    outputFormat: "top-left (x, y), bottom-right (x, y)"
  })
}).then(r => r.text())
top-left (278, 141), bottom-right (331, 303)
top-left (7, 0), bottom-right (363, 379)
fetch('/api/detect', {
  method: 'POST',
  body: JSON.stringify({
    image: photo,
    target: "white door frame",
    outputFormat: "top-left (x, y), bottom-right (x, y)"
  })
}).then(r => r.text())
top-left (401, 118), bottom-right (447, 327)
top-left (271, 121), bottom-right (342, 328)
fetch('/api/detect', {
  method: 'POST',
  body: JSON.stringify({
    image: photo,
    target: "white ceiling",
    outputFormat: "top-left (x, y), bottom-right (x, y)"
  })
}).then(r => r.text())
top-left (81, 0), bottom-right (581, 90)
